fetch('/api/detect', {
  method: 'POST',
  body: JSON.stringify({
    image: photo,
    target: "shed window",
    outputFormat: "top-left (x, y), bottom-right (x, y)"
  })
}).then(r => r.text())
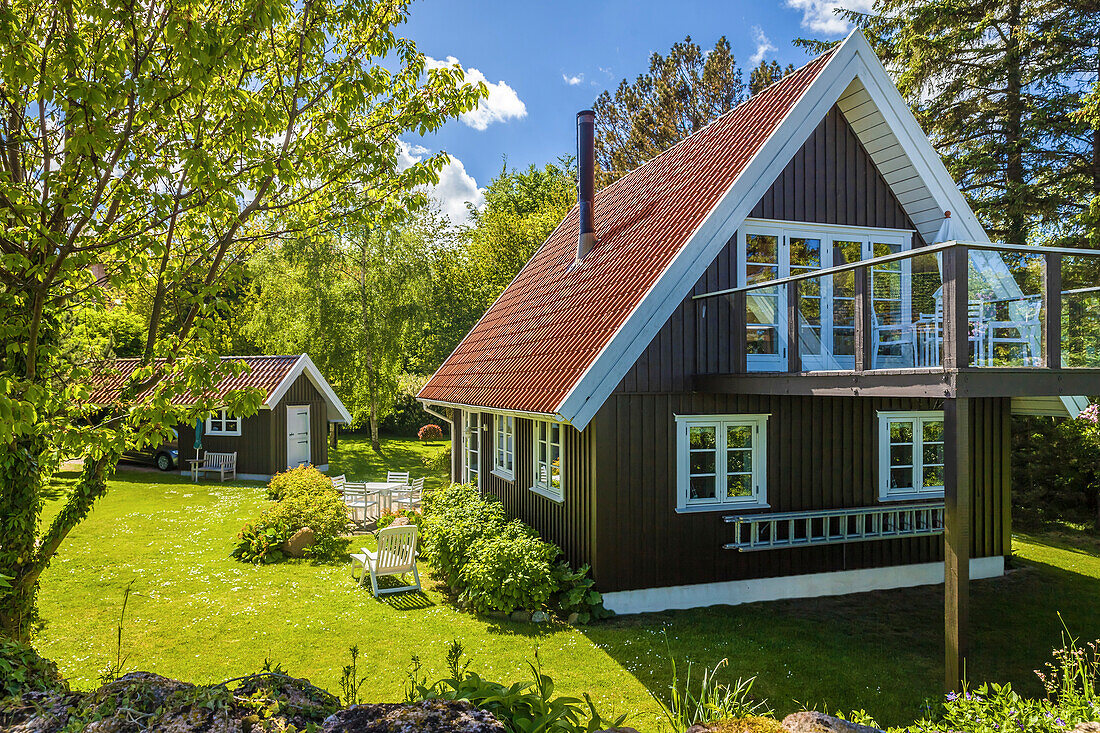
top-left (531, 419), bottom-right (564, 501)
top-left (463, 411), bottom-right (480, 485)
top-left (493, 414), bottom-right (514, 480)
top-left (675, 414), bottom-right (768, 511)
top-left (206, 408), bottom-right (241, 437)
top-left (878, 411), bottom-right (945, 500)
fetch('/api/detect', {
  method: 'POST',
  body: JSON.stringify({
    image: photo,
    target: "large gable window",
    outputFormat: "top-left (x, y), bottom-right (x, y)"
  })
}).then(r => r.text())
top-left (206, 408), bottom-right (241, 437)
top-left (676, 414), bottom-right (768, 511)
top-left (493, 414), bottom-right (515, 480)
top-left (531, 419), bottom-right (564, 501)
top-left (878, 411), bottom-right (945, 500)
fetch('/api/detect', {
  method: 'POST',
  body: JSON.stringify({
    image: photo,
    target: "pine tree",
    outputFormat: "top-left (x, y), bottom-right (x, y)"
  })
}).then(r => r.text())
top-left (593, 37), bottom-right (747, 186)
top-left (749, 60), bottom-right (795, 96)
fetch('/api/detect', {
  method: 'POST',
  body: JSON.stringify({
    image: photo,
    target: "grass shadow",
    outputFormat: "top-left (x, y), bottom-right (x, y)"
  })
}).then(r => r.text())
top-left (378, 591), bottom-right (436, 610)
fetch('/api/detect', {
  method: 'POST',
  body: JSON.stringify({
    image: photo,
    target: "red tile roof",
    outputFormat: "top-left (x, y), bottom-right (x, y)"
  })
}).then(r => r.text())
top-left (89, 355), bottom-right (302, 406)
top-left (419, 50), bottom-right (835, 416)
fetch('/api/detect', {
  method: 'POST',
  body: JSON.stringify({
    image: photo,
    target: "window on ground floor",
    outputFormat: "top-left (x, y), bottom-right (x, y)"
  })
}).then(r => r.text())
top-left (493, 414), bottom-right (515, 480)
top-left (206, 408), bottom-right (241, 436)
top-left (878, 410), bottom-right (945, 501)
top-left (675, 414), bottom-right (768, 511)
top-left (463, 410), bottom-right (480, 485)
top-left (531, 419), bottom-right (565, 501)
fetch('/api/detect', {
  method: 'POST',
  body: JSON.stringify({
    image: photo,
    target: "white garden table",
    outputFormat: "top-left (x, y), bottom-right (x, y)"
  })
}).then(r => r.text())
top-left (362, 481), bottom-right (407, 516)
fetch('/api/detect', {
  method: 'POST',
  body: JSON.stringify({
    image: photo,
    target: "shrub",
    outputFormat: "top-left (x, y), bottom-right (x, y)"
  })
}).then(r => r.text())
top-left (266, 465), bottom-right (334, 501)
top-left (418, 424), bottom-right (444, 441)
top-left (460, 521), bottom-right (560, 614)
top-left (0, 639), bottom-right (67, 698)
top-left (422, 446), bottom-right (451, 476)
top-left (552, 563), bottom-right (611, 623)
top-left (232, 522), bottom-right (289, 564)
top-left (420, 483), bottom-right (506, 587)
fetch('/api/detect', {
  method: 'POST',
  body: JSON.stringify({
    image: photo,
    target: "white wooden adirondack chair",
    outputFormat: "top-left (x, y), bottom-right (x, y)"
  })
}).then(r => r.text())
top-left (386, 470), bottom-right (410, 485)
top-left (351, 525), bottom-right (421, 596)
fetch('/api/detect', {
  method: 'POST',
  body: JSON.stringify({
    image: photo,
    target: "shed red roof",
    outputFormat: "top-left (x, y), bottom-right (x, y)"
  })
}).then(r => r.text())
top-left (419, 50), bottom-right (835, 417)
top-left (89, 355), bottom-right (302, 406)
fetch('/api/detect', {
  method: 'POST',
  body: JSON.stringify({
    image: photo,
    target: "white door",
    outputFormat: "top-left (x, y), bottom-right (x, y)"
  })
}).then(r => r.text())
top-left (287, 405), bottom-right (311, 468)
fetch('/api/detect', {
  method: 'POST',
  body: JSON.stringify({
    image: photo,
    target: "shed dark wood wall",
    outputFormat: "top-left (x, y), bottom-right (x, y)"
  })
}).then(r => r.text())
top-left (177, 373), bottom-right (329, 477)
top-left (456, 411), bottom-right (595, 570)
top-left (589, 394), bottom-right (1011, 592)
top-left (620, 104), bottom-right (924, 393)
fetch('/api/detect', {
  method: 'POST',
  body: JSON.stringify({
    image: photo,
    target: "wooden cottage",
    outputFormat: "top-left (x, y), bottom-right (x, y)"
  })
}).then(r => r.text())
top-left (420, 31), bottom-right (1100, 688)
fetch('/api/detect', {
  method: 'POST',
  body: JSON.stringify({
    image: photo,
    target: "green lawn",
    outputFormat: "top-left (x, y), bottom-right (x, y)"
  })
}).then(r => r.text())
top-left (32, 437), bottom-right (1100, 730)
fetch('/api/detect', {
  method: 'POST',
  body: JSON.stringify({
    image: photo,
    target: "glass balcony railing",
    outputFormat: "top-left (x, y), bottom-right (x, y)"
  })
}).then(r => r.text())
top-left (693, 241), bottom-right (1100, 374)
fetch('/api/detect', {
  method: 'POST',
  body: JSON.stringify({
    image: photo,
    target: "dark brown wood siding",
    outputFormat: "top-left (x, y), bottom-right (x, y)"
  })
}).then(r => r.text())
top-left (177, 411), bottom-right (272, 476)
top-left (480, 414), bottom-right (595, 571)
top-left (589, 394), bottom-right (1011, 593)
top-left (270, 374), bottom-right (330, 473)
top-left (619, 104), bottom-right (924, 393)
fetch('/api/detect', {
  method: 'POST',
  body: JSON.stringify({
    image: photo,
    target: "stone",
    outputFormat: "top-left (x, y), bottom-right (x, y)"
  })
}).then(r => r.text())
top-left (566, 612), bottom-right (580, 625)
top-left (322, 700), bottom-right (506, 732)
top-left (486, 610), bottom-right (509, 620)
top-left (781, 711), bottom-right (885, 733)
top-left (509, 610), bottom-right (532, 622)
top-left (1073, 724), bottom-right (1100, 733)
top-left (282, 527), bottom-right (316, 557)
top-left (531, 610), bottom-right (548, 624)
top-left (390, 516), bottom-right (410, 527)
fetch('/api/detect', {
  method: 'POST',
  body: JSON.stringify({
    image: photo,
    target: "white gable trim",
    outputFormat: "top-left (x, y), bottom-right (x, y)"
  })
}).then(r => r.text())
top-left (265, 353), bottom-right (353, 424)
top-left (554, 31), bottom-right (1002, 430)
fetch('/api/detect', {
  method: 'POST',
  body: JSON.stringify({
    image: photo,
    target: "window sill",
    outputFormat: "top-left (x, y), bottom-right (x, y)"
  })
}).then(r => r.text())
top-left (491, 468), bottom-right (515, 482)
top-left (675, 502), bottom-right (770, 514)
top-left (528, 485), bottom-right (564, 504)
top-left (879, 492), bottom-right (944, 503)
top-left (206, 432), bottom-right (241, 437)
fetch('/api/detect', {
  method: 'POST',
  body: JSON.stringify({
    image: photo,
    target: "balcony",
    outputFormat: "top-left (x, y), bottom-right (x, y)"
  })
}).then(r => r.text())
top-left (692, 241), bottom-right (1100, 399)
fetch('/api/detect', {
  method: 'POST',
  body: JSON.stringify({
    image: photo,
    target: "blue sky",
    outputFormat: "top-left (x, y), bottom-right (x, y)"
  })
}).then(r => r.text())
top-left (398, 0), bottom-right (870, 222)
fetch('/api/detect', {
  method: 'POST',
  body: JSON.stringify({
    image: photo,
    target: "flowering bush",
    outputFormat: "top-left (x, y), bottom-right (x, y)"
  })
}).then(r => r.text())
top-left (266, 465), bottom-right (334, 501)
top-left (418, 424), bottom-right (444, 441)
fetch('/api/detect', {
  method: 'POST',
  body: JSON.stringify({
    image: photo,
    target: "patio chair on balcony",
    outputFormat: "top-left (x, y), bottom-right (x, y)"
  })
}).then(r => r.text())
top-left (985, 298), bottom-right (1042, 366)
top-left (870, 310), bottom-right (915, 369)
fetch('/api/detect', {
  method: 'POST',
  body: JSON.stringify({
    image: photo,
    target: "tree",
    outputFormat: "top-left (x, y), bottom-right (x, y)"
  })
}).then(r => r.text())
top-left (845, 0), bottom-right (1096, 245)
top-left (0, 0), bottom-right (481, 639)
top-left (593, 37), bottom-right (747, 186)
top-left (749, 60), bottom-right (795, 96)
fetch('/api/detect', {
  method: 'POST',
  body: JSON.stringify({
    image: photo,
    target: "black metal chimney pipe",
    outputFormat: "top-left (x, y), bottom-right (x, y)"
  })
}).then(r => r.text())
top-left (576, 109), bottom-right (596, 260)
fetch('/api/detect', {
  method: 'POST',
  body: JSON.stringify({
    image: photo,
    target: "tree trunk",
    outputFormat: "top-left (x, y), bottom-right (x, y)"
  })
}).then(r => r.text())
top-left (0, 436), bottom-right (46, 641)
top-left (1004, 0), bottom-right (1028, 246)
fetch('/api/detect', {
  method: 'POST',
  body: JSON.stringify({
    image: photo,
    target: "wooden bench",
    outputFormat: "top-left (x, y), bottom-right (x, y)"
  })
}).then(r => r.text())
top-left (194, 451), bottom-right (237, 482)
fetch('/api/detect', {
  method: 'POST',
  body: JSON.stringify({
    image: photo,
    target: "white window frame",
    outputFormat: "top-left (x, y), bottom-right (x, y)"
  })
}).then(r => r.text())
top-left (205, 408), bottom-right (241, 437)
top-left (675, 414), bottom-right (769, 512)
top-left (462, 411), bottom-right (480, 485)
top-left (877, 410), bottom-right (945, 501)
top-left (737, 219), bottom-right (913, 372)
top-left (531, 419), bottom-right (565, 502)
top-left (492, 414), bottom-right (515, 481)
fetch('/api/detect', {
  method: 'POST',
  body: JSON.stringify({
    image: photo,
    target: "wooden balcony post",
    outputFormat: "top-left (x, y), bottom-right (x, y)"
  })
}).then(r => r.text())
top-left (943, 245), bottom-right (969, 369)
top-left (854, 265), bottom-right (871, 371)
top-left (1043, 252), bottom-right (1062, 368)
top-left (732, 291), bottom-right (747, 373)
top-left (787, 280), bottom-right (801, 373)
top-left (944, 396), bottom-right (971, 692)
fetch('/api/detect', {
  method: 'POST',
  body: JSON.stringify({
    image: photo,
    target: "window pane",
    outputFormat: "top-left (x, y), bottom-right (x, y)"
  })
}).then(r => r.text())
top-left (690, 452), bottom-right (716, 474)
top-left (923, 443), bottom-right (944, 466)
top-left (889, 444), bottom-right (913, 467)
top-left (726, 474), bottom-right (752, 497)
top-left (727, 425), bottom-right (752, 449)
top-left (690, 426), bottom-right (716, 450)
top-left (923, 464), bottom-right (945, 488)
top-left (923, 420), bottom-right (944, 442)
top-left (890, 467), bottom-right (913, 490)
top-left (690, 476), bottom-right (716, 500)
top-left (889, 421), bottom-right (913, 443)
top-left (726, 449), bottom-right (751, 474)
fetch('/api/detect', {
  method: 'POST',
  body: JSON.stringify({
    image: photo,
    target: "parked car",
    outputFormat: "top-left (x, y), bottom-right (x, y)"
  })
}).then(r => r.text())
top-left (122, 430), bottom-right (179, 471)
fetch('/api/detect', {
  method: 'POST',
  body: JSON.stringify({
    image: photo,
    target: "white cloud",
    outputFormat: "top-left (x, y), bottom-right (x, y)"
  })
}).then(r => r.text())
top-left (425, 55), bottom-right (527, 131)
top-left (562, 73), bottom-right (584, 86)
top-left (397, 140), bottom-right (485, 224)
top-left (750, 27), bottom-right (777, 66)
top-left (784, 0), bottom-right (873, 35)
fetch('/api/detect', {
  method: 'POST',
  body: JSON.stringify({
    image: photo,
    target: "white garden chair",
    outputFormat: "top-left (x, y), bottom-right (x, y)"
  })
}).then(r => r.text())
top-left (330, 474), bottom-right (347, 493)
top-left (386, 470), bottom-right (410, 485)
top-left (392, 477), bottom-right (424, 511)
top-left (342, 482), bottom-right (378, 525)
top-left (351, 525), bottom-right (421, 596)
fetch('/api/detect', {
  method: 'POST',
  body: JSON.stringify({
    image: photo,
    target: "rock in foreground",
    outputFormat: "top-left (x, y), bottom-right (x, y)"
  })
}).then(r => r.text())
top-left (780, 711), bottom-right (885, 733)
top-left (322, 700), bottom-right (506, 732)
